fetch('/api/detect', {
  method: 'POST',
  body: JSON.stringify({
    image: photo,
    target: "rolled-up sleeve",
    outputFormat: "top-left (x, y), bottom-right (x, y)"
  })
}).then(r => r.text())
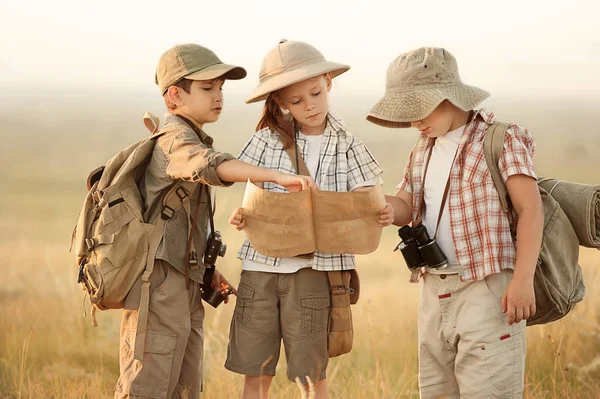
top-left (166, 131), bottom-right (235, 186)
top-left (498, 124), bottom-right (537, 183)
top-left (346, 136), bottom-right (383, 191)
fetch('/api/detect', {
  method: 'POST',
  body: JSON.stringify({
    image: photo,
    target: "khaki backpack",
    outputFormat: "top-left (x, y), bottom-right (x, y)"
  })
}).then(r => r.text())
top-left (483, 122), bottom-right (586, 326)
top-left (71, 113), bottom-right (196, 360)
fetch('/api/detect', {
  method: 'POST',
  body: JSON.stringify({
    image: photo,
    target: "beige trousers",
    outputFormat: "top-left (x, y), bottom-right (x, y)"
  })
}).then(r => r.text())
top-left (114, 260), bottom-right (205, 399)
top-left (418, 269), bottom-right (526, 399)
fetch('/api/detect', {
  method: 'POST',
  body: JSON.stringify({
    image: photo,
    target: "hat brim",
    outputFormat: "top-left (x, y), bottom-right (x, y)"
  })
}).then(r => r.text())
top-left (185, 63), bottom-right (247, 82)
top-left (366, 84), bottom-right (490, 128)
top-left (245, 62), bottom-right (350, 103)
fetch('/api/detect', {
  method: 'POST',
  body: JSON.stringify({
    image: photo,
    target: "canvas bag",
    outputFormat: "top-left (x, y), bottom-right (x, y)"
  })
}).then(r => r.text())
top-left (70, 112), bottom-right (197, 360)
top-left (283, 141), bottom-right (359, 358)
top-left (483, 122), bottom-right (586, 326)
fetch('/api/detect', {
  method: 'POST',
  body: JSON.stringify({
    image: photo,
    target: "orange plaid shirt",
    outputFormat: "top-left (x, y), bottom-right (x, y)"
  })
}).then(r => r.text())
top-left (398, 109), bottom-right (537, 282)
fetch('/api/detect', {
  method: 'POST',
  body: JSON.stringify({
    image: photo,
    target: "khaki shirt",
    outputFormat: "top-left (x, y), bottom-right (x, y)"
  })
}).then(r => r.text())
top-left (140, 113), bottom-right (234, 282)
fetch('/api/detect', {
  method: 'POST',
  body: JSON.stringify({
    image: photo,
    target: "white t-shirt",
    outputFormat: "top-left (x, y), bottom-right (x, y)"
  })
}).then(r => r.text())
top-left (422, 125), bottom-right (464, 274)
top-left (243, 132), bottom-right (380, 273)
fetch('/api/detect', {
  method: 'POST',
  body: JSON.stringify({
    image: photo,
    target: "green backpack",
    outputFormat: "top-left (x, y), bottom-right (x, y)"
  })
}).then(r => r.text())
top-left (483, 122), bottom-right (587, 326)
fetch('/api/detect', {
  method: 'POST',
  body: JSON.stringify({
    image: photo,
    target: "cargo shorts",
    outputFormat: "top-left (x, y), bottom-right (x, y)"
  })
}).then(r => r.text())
top-left (225, 268), bottom-right (330, 384)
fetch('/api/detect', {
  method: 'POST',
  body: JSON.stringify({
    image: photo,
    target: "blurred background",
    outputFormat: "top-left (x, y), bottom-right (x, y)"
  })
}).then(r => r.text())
top-left (1, 0), bottom-right (599, 397)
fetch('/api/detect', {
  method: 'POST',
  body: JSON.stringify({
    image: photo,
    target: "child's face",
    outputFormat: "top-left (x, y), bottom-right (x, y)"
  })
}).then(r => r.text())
top-left (410, 100), bottom-right (456, 138)
top-left (276, 75), bottom-right (332, 134)
top-left (177, 79), bottom-right (225, 125)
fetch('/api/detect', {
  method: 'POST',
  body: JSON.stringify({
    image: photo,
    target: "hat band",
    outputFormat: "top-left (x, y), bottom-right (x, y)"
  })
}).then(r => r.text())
top-left (259, 55), bottom-right (325, 82)
top-left (385, 81), bottom-right (464, 93)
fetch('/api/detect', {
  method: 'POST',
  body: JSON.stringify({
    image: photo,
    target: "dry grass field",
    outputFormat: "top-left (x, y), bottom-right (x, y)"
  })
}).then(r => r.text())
top-left (1, 91), bottom-right (599, 398)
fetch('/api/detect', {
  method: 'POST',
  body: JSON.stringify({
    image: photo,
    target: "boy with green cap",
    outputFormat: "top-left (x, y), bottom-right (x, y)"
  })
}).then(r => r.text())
top-left (114, 43), bottom-right (314, 399)
top-left (367, 48), bottom-right (543, 398)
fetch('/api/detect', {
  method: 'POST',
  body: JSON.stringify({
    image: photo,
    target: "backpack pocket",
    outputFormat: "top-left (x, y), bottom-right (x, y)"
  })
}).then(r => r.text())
top-left (82, 194), bottom-right (154, 309)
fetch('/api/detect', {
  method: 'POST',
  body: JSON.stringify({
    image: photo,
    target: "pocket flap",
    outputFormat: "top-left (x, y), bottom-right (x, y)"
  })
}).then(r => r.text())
top-left (302, 296), bottom-right (330, 310)
top-left (237, 283), bottom-right (255, 300)
top-left (144, 331), bottom-right (177, 355)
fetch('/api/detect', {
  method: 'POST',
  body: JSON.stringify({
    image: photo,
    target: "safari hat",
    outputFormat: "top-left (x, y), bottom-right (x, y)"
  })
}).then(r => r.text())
top-left (367, 47), bottom-right (489, 128)
top-left (246, 39), bottom-right (350, 103)
top-left (156, 44), bottom-right (247, 95)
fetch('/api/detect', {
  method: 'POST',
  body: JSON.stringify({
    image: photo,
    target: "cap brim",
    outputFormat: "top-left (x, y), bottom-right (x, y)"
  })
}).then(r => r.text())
top-left (185, 63), bottom-right (247, 82)
top-left (245, 62), bottom-right (350, 103)
top-left (366, 84), bottom-right (490, 128)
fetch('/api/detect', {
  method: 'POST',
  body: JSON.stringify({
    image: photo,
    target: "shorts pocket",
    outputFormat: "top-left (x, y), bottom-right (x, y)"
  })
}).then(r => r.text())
top-left (235, 283), bottom-right (255, 325)
top-left (301, 296), bottom-right (330, 336)
top-left (483, 269), bottom-right (511, 302)
top-left (120, 330), bottom-right (177, 398)
top-left (481, 331), bottom-right (524, 393)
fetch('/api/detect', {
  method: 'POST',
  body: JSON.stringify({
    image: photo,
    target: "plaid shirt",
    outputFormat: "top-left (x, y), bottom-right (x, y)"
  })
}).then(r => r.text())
top-left (237, 113), bottom-right (383, 271)
top-left (397, 109), bottom-right (537, 283)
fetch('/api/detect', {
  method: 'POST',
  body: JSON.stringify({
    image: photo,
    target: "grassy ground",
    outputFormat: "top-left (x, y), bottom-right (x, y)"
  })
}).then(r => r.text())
top-left (1, 96), bottom-right (599, 398)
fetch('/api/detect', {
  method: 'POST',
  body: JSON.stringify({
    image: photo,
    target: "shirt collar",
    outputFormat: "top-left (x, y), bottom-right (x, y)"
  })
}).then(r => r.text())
top-left (164, 113), bottom-right (214, 146)
top-left (297, 112), bottom-right (346, 141)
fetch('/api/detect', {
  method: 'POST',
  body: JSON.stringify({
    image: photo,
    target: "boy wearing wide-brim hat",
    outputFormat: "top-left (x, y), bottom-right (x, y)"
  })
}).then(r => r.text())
top-left (368, 47), bottom-right (543, 398)
top-left (114, 43), bottom-right (314, 399)
top-left (226, 39), bottom-right (393, 398)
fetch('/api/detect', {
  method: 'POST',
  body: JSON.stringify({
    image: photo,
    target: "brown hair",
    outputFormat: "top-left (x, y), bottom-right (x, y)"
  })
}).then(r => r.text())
top-left (163, 78), bottom-right (194, 111)
top-left (256, 94), bottom-right (296, 149)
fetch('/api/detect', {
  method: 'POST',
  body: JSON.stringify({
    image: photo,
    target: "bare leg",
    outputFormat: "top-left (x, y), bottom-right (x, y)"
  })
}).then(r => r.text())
top-left (241, 375), bottom-right (274, 399)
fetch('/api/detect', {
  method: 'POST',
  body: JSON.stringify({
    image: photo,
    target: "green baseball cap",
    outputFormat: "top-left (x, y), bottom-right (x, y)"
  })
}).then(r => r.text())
top-left (155, 44), bottom-right (247, 95)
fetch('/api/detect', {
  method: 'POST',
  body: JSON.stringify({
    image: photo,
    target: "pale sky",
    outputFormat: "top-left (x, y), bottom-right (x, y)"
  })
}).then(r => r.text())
top-left (1, 0), bottom-right (599, 99)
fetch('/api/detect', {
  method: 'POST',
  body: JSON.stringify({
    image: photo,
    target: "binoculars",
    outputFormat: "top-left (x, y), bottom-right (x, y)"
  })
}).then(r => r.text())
top-left (395, 224), bottom-right (448, 270)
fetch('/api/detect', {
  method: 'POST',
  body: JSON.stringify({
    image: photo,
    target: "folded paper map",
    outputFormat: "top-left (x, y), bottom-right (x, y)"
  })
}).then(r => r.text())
top-left (241, 181), bottom-right (386, 258)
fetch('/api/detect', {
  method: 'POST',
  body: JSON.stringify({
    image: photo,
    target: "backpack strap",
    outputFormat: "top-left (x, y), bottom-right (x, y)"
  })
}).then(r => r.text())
top-left (133, 179), bottom-right (197, 361)
top-left (284, 143), bottom-right (310, 177)
top-left (483, 122), bottom-right (511, 213)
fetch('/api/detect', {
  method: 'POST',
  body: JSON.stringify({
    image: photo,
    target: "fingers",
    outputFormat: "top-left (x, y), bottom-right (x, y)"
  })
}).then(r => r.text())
top-left (501, 291), bottom-right (507, 314)
top-left (301, 176), bottom-right (316, 190)
top-left (377, 203), bottom-right (395, 226)
top-left (229, 208), bottom-right (246, 231)
top-left (507, 307), bottom-right (516, 325)
top-left (530, 303), bottom-right (537, 317)
top-left (522, 307), bottom-right (531, 321)
top-left (515, 307), bottom-right (524, 324)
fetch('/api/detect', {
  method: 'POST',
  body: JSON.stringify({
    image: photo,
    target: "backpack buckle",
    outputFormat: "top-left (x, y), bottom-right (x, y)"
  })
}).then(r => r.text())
top-left (161, 205), bottom-right (175, 220)
top-left (176, 187), bottom-right (188, 201)
top-left (189, 252), bottom-right (199, 270)
top-left (85, 238), bottom-right (96, 250)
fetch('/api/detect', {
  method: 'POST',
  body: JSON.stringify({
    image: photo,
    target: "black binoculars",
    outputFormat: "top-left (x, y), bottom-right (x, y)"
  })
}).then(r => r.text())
top-left (395, 224), bottom-right (448, 270)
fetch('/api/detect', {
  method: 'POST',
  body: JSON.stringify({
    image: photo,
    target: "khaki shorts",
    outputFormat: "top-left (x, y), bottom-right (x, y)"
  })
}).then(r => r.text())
top-left (418, 269), bottom-right (527, 399)
top-left (225, 268), bottom-right (330, 384)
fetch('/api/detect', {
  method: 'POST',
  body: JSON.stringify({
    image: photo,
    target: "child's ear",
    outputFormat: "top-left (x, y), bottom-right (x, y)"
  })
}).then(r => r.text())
top-left (325, 73), bottom-right (333, 92)
top-left (167, 86), bottom-right (184, 106)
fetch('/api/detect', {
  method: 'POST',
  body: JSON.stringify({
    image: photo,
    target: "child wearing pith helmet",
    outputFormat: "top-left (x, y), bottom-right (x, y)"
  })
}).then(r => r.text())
top-left (367, 48), bottom-right (543, 398)
top-left (114, 43), bottom-right (314, 399)
top-left (226, 39), bottom-right (394, 399)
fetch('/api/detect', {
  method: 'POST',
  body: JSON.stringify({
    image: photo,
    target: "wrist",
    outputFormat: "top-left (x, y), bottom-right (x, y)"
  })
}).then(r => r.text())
top-left (272, 171), bottom-right (284, 185)
top-left (512, 269), bottom-right (535, 282)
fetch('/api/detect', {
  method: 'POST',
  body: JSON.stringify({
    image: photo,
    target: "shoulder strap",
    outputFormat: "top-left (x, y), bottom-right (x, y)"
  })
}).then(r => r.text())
top-left (483, 122), bottom-right (511, 213)
top-left (284, 142), bottom-right (310, 177)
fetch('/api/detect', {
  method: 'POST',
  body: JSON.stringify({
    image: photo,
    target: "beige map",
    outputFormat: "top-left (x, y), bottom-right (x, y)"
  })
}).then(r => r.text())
top-left (241, 181), bottom-right (386, 258)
